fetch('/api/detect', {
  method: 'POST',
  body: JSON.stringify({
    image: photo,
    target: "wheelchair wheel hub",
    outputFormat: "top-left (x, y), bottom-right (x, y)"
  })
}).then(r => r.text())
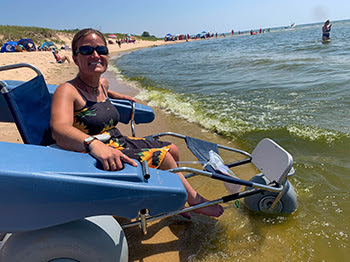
top-left (259, 196), bottom-right (283, 213)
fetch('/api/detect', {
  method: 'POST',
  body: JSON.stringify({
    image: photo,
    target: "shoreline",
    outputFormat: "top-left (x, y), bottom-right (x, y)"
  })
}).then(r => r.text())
top-left (0, 38), bottom-right (223, 262)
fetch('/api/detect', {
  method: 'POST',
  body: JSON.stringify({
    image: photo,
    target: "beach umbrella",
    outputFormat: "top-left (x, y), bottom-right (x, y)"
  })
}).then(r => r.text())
top-left (108, 34), bottom-right (117, 38)
top-left (0, 41), bottom-right (18, 53)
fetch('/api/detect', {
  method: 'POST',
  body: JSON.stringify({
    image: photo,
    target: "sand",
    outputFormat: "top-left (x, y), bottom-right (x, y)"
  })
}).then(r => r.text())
top-left (0, 38), bottom-right (221, 261)
top-left (0, 39), bottom-right (175, 142)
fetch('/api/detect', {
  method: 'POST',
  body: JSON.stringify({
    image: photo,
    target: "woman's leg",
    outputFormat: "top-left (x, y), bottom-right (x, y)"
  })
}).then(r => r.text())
top-left (159, 151), bottom-right (224, 218)
top-left (168, 144), bottom-right (180, 162)
top-left (64, 56), bottom-right (71, 63)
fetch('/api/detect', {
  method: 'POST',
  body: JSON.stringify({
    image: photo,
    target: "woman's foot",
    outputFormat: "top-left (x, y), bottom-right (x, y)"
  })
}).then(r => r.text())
top-left (179, 206), bottom-right (192, 219)
top-left (180, 211), bottom-right (192, 219)
top-left (189, 195), bottom-right (224, 218)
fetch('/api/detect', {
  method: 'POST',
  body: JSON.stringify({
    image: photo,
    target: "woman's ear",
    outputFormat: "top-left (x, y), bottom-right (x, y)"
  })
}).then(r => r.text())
top-left (72, 55), bottom-right (79, 66)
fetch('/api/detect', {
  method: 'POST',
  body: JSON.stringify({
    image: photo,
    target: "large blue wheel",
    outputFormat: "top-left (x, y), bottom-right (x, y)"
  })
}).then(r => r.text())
top-left (243, 174), bottom-right (297, 214)
top-left (0, 215), bottom-right (128, 262)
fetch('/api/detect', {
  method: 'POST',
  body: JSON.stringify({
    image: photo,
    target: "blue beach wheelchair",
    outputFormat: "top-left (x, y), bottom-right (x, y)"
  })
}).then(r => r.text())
top-left (0, 63), bottom-right (297, 261)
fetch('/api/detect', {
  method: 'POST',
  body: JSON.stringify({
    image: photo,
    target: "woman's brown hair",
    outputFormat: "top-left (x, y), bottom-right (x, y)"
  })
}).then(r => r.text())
top-left (72, 28), bottom-right (107, 56)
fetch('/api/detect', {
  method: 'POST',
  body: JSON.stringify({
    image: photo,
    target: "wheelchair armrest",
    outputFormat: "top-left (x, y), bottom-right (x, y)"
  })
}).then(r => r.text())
top-left (109, 99), bottom-right (155, 125)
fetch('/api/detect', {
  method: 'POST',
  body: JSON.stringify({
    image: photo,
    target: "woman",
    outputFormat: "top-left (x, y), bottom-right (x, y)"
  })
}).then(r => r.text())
top-left (54, 49), bottom-right (71, 63)
top-left (51, 28), bottom-right (223, 218)
top-left (322, 20), bottom-right (332, 41)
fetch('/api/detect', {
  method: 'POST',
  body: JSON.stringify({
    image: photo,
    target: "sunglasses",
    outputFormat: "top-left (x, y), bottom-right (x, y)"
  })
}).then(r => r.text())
top-left (75, 45), bottom-right (109, 56)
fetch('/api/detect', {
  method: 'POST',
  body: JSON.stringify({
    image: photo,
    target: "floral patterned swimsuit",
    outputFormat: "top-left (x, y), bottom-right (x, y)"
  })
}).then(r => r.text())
top-left (73, 85), bottom-right (171, 168)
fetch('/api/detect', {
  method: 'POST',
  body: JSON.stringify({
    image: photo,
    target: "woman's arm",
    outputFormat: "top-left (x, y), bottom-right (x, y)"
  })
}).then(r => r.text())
top-left (51, 83), bottom-right (88, 151)
top-left (108, 89), bottom-right (136, 102)
top-left (100, 77), bottom-right (136, 102)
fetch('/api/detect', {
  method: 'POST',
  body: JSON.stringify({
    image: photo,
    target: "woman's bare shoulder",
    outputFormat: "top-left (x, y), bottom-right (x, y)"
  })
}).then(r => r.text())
top-left (53, 81), bottom-right (79, 101)
top-left (100, 77), bottom-right (109, 90)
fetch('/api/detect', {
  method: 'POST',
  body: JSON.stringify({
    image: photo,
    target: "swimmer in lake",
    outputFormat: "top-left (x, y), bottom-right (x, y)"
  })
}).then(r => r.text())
top-left (322, 20), bottom-right (332, 41)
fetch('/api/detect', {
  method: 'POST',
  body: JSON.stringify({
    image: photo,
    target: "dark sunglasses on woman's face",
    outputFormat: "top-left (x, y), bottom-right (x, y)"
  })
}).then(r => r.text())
top-left (75, 45), bottom-right (109, 56)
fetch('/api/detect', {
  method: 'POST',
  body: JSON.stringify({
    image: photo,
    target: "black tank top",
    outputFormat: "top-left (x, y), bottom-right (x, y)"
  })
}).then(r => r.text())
top-left (73, 85), bottom-right (121, 136)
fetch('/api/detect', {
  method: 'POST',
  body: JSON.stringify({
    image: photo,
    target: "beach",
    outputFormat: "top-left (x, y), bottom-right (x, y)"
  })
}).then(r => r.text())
top-left (0, 38), bottom-right (219, 262)
top-left (2, 22), bottom-right (348, 261)
top-left (0, 39), bottom-right (172, 142)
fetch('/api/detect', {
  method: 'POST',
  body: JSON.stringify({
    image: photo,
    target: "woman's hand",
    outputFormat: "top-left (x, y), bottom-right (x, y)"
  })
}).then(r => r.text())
top-left (121, 94), bottom-right (137, 103)
top-left (107, 89), bottom-right (137, 103)
top-left (88, 140), bottom-right (138, 171)
top-left (114, 93), bottom-right (136, 103)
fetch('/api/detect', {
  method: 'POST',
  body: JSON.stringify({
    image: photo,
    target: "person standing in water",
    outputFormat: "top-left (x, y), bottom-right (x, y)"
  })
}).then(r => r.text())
top-left (322, 20), bottom-right (332, 41)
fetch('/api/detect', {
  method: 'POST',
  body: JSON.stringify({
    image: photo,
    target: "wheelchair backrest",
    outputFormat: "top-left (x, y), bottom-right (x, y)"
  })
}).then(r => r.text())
top-left (251, 138), bottom-right (293, 184)
top-left (1, 74), bottom-right (54, 146)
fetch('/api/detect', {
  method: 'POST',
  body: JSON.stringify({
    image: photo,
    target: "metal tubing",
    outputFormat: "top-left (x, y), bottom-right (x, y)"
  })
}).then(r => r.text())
top-left (226, 158), bottom-right (252, 168)
top-left (167, 167), bottom-right (213, 178)
top-left (130, 102), bottom-right (136, 137)
top-left (0, 82), bottom-right (8, 94)
top-left (149, 132), bottom-right (186, 141)
top-left (122, 188), bottom-right (265, 230)
top-left (0, 63), bottom-right (42, 75)
top-left (140, 209), bottom-right (148, 235)
top-left (288, 167), bottom-right (295, 177)
top-left (122, 198), bottom-right (224, 229)
top-left (141, 160), bottom-right (150, 180)
top-left (183, 173), bottom-right (199, 179)
top-left (268, 180), bottom-right (288, 210)
top-left (251, 181), bottom-right (284, 193)
top-left (149, 132), bottom-right (252, 157)
top-left (168, 166), bottom-right (283, 192)
top-left (0, 63), bottom-right (42, 94)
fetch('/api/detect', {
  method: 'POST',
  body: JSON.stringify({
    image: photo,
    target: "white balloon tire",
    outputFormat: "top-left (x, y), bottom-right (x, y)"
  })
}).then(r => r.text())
top-left (0, 215), bottom-right (128, 262)
top-left (243, 174), bottom-right (297, 214)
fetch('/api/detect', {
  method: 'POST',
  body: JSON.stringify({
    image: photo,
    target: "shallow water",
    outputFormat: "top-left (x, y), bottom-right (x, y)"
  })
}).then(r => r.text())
top-left (112, 20), bottom-right (349, 261)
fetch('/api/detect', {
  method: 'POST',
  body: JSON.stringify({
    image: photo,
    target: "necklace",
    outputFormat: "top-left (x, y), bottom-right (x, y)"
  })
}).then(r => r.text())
top-left (77, 76), bottom-right (99, 94)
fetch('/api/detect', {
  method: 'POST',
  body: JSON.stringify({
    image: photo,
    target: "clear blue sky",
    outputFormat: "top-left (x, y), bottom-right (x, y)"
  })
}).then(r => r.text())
top-left (1, 0), bottom-right (349, 37)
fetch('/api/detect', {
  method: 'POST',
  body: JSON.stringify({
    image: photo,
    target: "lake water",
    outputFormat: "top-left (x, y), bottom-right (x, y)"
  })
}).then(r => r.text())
top-left (111, 20), bottom-right (349, 261)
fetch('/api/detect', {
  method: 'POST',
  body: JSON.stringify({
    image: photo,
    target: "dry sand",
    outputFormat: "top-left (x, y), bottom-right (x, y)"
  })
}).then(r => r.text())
top-left (0, 38), bottom-right (226, 261)
top-left (0, 39), bottom-right (174, 142)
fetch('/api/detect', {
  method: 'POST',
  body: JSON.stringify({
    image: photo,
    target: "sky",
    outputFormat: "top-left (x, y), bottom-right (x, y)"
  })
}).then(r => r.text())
top-left (0, 0), bottom-right (349, 37)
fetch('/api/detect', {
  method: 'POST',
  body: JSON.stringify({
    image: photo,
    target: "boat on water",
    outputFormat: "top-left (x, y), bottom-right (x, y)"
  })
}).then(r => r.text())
top-left (0, 63), bottom-right (298, 261)
top-left (284, 22), bottom-right (296, 29)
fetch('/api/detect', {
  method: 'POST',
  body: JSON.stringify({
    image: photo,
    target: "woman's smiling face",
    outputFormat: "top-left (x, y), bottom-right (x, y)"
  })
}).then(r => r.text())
top-left (73, 33), bottom-right (109, 75)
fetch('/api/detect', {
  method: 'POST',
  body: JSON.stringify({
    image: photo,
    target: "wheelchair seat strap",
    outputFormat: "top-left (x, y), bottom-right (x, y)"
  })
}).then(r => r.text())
top-left (185, 136), bottom-right (219, 164)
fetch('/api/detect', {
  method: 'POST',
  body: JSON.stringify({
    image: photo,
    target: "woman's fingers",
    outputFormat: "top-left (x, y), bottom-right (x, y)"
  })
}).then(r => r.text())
top-left (89, 142), bottom-right (137, 171)
top-left (109, 161), bottom-right (118, 171)
top-left (102, 159), bottom-right (110, 171)
top-left (121, 154), bottom-right (138, 167)
top-left (108, 154), bottom-right (138, 171)
top-left (113, 154), bottom-right (138, 171)
top-left (114, 154), bottom-right (123, 170)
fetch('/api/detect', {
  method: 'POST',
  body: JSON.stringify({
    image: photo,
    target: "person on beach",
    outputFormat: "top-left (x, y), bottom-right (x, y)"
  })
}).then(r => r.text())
top-left (116, 39), bottom-right (122, 48)
top-left (322, 20), bottom-right (332, 41)
top-left (54, 49), bottom-right (71, 63)
top-left (50, 28), bottom-right (224, 218)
